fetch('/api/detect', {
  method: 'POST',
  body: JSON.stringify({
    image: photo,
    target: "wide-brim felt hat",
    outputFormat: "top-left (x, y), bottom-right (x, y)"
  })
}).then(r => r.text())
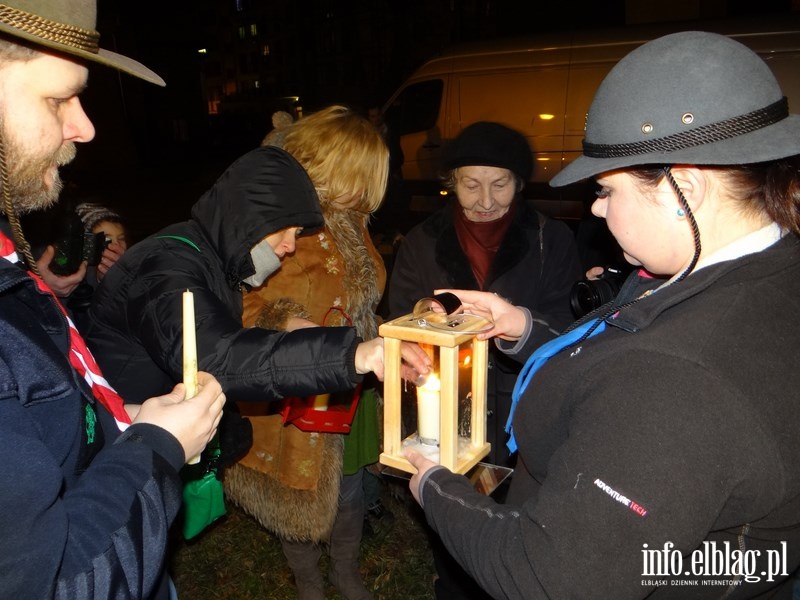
top-left (550, 31), bottom-right (800, 187)
top-left (0, 0), bottom-right (164, 86)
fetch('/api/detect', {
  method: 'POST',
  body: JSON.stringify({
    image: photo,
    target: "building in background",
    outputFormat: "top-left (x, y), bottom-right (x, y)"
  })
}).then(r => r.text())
top-left (57, 0), bottom-right (795, 239)
top-left (81, 0), bottom-right (794, 171)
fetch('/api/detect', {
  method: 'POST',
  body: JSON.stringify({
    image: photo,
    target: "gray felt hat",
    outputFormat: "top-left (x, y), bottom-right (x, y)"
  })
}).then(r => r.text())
top-left (550, 31), bottom-right (800, 187)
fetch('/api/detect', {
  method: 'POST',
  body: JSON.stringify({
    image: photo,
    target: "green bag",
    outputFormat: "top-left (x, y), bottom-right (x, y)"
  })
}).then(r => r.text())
top-left (342, 387), bottom-right (380, 475)
top-left (181, 435), bottom-right (226, 540)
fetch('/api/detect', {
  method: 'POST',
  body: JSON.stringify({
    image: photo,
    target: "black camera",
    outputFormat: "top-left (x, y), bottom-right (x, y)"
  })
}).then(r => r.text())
top-left (569, 266), bottom-right (627, 318)
top-left (49, 211), bottom-right (109, 276)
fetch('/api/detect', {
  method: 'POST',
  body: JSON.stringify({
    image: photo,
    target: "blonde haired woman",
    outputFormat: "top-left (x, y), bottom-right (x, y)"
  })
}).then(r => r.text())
top-left (227, 105), bottom-right (389, 600)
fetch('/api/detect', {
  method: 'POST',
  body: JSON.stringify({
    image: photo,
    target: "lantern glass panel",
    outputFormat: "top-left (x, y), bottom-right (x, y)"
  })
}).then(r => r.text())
top-left (457, 341), bottom-right (474, 439)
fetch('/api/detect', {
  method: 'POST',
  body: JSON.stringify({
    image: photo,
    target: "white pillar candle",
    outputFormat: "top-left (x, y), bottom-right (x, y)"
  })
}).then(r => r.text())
top-left (417, 374), bottom-right (441, 445)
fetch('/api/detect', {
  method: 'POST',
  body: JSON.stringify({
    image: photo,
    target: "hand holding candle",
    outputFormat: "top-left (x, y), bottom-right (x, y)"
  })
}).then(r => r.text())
top-left (183, 290), bottom-right (201, 464)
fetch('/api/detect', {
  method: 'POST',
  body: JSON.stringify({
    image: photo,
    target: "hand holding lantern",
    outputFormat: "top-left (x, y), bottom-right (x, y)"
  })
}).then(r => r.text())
top-left (379, 294), bottom-right (492, 474)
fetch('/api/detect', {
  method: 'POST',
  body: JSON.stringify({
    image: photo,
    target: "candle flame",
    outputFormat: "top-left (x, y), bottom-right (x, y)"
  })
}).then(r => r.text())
top-left (421, 373), bottom-right (440, 391)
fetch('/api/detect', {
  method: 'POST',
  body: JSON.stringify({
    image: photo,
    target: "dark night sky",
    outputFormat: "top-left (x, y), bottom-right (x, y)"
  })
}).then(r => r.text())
top-left (82, 0), bottom-right (798, 157)
top-left (53, 0), bottom-right (798, 240)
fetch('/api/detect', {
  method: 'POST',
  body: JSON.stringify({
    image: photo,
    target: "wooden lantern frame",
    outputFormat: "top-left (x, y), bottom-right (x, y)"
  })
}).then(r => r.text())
top-left (379, 311), bottom-right (491, 474)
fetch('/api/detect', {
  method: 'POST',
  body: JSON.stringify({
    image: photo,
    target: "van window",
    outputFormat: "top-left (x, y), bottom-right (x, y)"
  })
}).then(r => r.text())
top-left (457, 68), bottom-right (569, 183)
top-left (384, 79), bottom-right (444, 135)
top-left (457, 69), bottom-right (568, 144)
top-left (562, 65), bottom-right (617, 157)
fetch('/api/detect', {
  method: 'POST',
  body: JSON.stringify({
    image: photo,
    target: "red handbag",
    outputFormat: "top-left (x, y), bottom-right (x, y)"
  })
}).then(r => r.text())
top-left (280, 306), bottom-right (361, 433)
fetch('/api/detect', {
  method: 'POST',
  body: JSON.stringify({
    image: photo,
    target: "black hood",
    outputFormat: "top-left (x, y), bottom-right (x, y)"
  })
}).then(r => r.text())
top-left (190, 146), bottom-right (323, 283)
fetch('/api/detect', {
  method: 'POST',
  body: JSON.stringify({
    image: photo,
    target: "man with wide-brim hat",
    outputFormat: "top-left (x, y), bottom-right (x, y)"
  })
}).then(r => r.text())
top-left (0, 2), bottom-right (228, 600)
top-left (0, 0), bottom-right (163, 296)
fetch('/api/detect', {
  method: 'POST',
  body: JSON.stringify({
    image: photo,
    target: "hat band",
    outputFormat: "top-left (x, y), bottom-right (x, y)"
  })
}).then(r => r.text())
top-left (0, 4), bottom-right (99, 54)
top-left (583, 97), bottom-right (789, 159)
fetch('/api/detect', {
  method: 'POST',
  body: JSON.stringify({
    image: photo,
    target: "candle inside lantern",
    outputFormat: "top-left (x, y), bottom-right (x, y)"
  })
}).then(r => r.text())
top-left (312, 393), bottom-right (330, 411)
top-left (183, 290), bottom-right (201, 464)
top-left (417, 373), bottom-right (441, 445)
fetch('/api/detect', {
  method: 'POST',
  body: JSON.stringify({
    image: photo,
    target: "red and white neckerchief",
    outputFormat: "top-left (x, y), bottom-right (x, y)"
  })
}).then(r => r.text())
top-left (0, 230), bottom-right (131, 430)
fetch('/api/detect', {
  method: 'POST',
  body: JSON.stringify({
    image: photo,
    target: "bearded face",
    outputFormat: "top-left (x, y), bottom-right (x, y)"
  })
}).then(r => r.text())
top-left (0, 129), bottom-right (76, 214)
top-left (0, 51), bottom-right (93, 218)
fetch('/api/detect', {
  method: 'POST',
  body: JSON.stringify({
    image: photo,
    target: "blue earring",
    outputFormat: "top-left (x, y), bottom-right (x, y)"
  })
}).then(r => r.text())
top-left (677, 208), bottom-right (686, 217)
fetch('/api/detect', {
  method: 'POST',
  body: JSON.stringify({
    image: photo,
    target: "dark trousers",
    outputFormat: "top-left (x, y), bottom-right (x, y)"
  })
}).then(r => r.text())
top-left (431, 532), bottom-right (492, 600)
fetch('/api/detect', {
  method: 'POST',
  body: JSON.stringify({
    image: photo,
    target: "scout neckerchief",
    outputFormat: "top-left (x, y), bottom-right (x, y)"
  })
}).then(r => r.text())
top-left (0, 230), bottom-right (131, 430)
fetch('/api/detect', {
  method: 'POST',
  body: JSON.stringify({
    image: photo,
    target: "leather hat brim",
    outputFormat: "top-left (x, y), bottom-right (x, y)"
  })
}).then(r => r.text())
top-left (0, 21), bottom-right (165, 86)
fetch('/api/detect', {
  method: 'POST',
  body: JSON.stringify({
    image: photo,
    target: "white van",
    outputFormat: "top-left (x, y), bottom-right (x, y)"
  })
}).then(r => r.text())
top-left (382, 15), bottom-right (800, 222)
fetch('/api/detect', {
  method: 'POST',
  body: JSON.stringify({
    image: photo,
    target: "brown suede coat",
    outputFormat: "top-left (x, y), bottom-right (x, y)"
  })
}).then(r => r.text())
top-left (225, 209), bottom-right (385, 541)
top-left (242, 213), bottom-right (385, 335)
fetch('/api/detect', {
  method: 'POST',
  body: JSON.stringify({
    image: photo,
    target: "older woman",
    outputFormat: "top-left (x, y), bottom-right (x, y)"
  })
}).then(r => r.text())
top-left (406, 31), bottom-right (800, 599)
top-left (387, 121), bottom-right (581, 600)
top-left (388, 121), bottom-right (582, 469)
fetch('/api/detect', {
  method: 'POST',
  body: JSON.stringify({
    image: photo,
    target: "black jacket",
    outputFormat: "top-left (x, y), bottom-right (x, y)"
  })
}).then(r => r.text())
top-left (387, 199), bottom-right (582, 465)
top-left (85, 146), bottom-right (361, 403)
top-left (422, 234), bottom-right (800, 599)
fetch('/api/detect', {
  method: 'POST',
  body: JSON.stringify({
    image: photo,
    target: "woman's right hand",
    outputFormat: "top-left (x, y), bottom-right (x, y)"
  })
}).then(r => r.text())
top-left (435, 288), bottom-right (526, 341)
top-left (354, 337), bottom-right (432, 382)
top-left (133, 371), bottom-right (226, 463)
top-left (37, 245), bottom-right (87, 298)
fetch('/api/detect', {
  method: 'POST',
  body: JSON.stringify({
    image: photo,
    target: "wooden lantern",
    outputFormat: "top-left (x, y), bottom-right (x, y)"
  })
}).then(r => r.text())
top-left (379, 310), bottom-right (491, 474)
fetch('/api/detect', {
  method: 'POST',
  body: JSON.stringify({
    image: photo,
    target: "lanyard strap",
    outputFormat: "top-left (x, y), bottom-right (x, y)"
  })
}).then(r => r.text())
top-left (506, 318), bottom-right (606, 453)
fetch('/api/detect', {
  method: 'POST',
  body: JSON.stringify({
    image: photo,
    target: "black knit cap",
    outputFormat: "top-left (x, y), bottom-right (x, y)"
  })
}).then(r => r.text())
top-left (443, 121), bottom-right (533, 181)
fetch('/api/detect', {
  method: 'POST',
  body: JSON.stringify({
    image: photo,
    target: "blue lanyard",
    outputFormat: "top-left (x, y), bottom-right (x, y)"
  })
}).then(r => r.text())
top-left (506, 318), bottom-right (607, 453)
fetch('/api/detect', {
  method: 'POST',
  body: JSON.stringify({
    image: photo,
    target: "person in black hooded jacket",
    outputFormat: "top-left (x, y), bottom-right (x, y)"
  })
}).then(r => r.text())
top-left (85, 145), bottom-right (429, 416)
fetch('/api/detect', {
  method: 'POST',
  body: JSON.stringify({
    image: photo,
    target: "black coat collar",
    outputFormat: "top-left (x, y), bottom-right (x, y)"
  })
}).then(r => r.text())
top-left (607, 234), bottom-right (800, 333)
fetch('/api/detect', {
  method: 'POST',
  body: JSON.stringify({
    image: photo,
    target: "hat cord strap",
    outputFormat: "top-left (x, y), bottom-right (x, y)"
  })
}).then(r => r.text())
top-left (0, 132), bottom-right (37, 274)
top-left (584, 97), bottom-right (788, 159)
top-left (663, 166), bottom-right (701, 282)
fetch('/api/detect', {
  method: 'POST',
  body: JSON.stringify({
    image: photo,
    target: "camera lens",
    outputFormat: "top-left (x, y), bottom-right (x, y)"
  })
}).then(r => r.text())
top-left (570, 281), bottom-right (598, 318)
top-left (569, 272), bottom-right (624, 318)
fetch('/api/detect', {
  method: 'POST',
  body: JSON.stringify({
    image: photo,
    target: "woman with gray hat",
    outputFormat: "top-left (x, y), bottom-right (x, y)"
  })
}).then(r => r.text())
top-left (387, 121), bottom-right (581, 600)
top-left (405, 31), bottom-right (800, 599)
